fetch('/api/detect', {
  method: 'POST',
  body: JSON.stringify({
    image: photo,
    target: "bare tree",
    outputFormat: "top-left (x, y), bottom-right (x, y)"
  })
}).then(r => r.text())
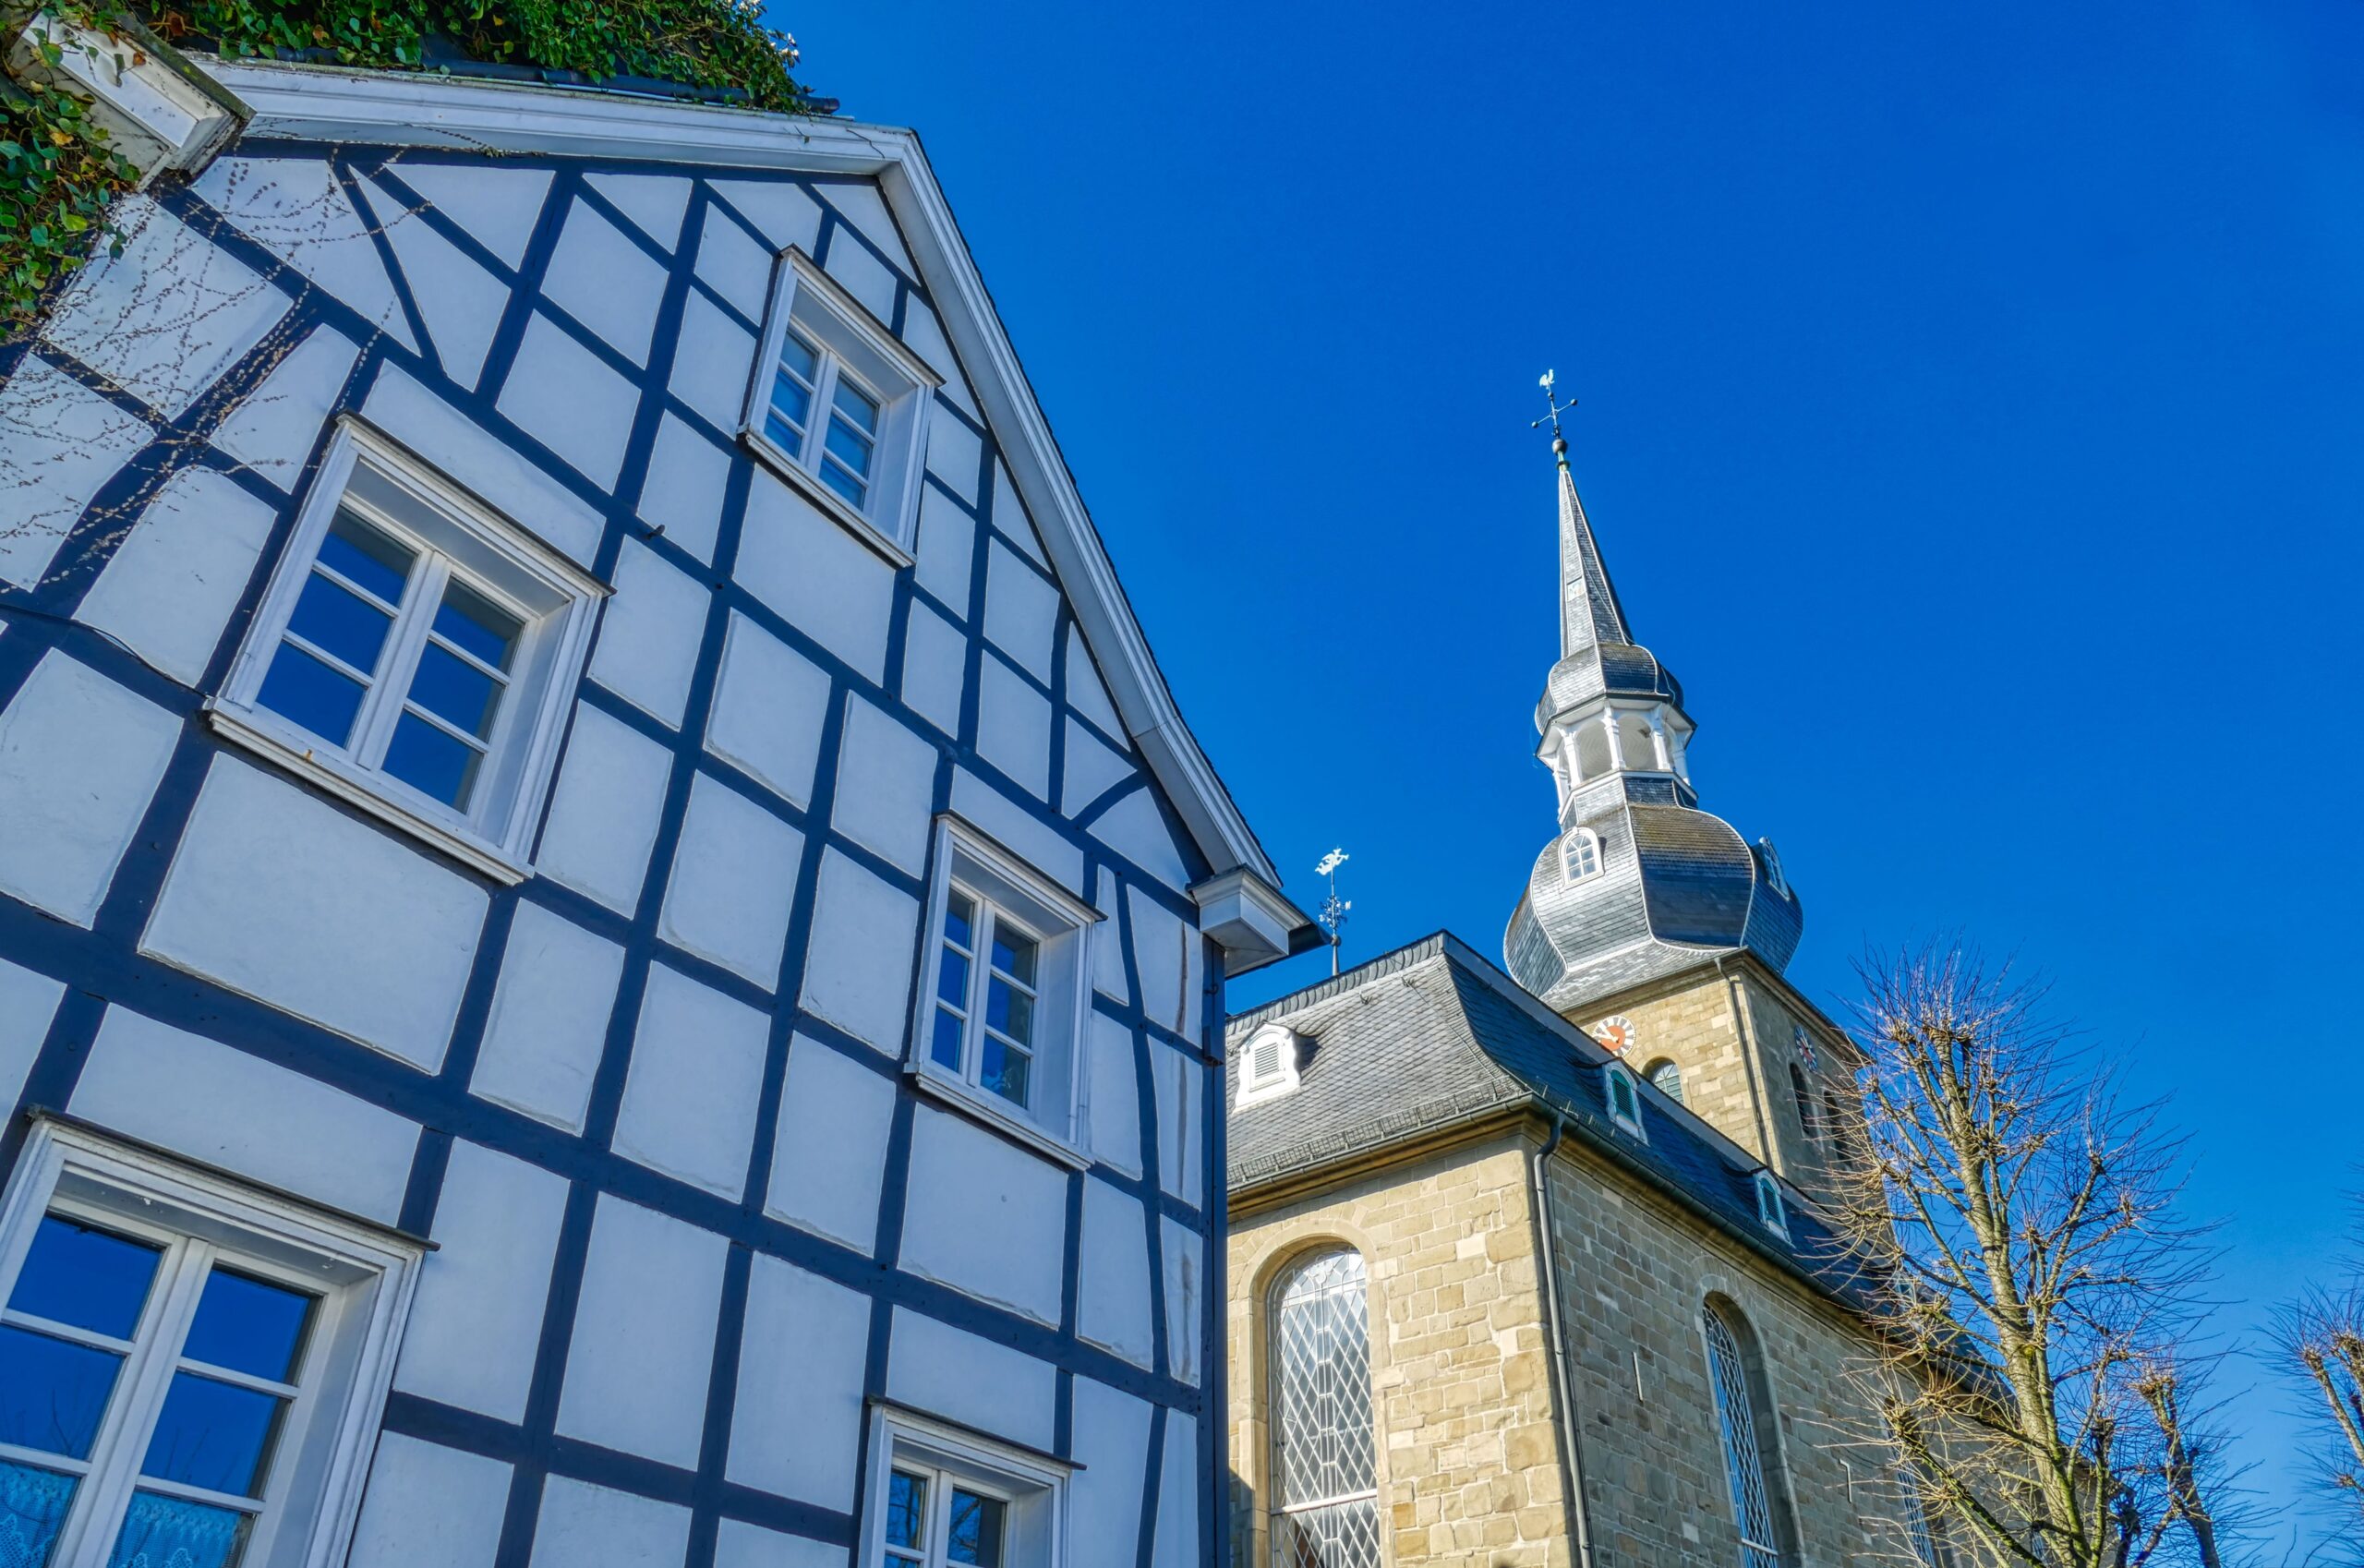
top-left (1827, 945), bottom-right (2235, 1568)
top-left (2273, 1205), bottom-right (2364, 1537)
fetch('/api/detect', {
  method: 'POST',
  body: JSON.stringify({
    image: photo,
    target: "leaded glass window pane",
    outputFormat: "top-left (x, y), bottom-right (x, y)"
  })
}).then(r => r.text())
top-left (1271, 1249), bottom-right (1379, 1568)
top-left (1704, 1305), bottom-right (1781, 1568)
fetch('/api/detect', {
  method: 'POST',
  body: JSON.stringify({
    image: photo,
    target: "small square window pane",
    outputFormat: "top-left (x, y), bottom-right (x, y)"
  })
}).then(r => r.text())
top-left (0, 1326), bottom-right (124, 1459)
top-left (104, 1490), bottom-right (251, 1568)
top-left (944, 892), bottom-right (974, 949)
top-left (931, 1009), bottom-right (965, 1073)
top-left (778, 329), bottom-right (821, 385)
top-left (935, 949), bottom-right (970, 1010)
top-left (382, 712), bottom-right (484, 810)
top-left (985, 981), bottom-right (1032, 1045)
top-left (990, 929), bottom-right (1037, 987)
top-left (317, 510), bottom-right (414, 606)
top-left (6, 1216), bottom-right (162, 1338)
top-left (947, 1487), bottom-right (1006, 1567)
top-left (256, 644), bottom-right (368, 748)
top-left (140, 1373), bottom-right (285, 1498)
top-left (980, 1036), bottom-right (1030, 1109)
top-left (831, 377), bottom-right (880, 435)
top-left (285, 573), bottom-right (395, 676)
top-left (431, 581), bottom-right (522, 673)
top-left (816, 461), bottom-right (868, 509)
top-left (407, 643), bottom-right (504, 740)
top-left (885, 1470), bottom-right (928, 1550)
top-left (182, 1271), bottom-right (314, 1386)
top-left (0, 1458), bottom-right (76, 1568)
top-left (823, 417), bottom-right (874, 478)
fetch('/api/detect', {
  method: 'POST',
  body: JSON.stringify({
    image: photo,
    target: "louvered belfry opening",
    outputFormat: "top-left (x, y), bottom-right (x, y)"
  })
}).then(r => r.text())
top-left (1270, 1248), bottom-right (1381, 1568)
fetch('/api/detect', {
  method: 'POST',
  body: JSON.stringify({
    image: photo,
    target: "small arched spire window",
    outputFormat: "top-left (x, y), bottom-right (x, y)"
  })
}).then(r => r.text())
top-left (1645, 1057), bottom-right (1685, 1106)
top-left (1703, 1300), bottom-right (1786, 1568)
top-left (1562, 827), bottom-right (1601, 883)
top-left (1271, 1249), bottom-right (1381, 1568)
top-left (1789, 1064), bottom-right (1817, 1142)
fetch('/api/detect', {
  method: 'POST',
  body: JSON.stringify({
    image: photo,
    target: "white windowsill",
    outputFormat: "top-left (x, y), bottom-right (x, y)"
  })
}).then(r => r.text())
top-left (903, 1061), bottom-right (1089, 1172)
top-left (205, 705), bottom-right (532, 886)
top-left (740, 428), bottom-right (918, 570)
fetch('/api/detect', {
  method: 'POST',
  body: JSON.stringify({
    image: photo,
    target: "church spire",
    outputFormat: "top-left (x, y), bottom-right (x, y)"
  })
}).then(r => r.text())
top-left (1554, 430), bottom-right (1634, 658)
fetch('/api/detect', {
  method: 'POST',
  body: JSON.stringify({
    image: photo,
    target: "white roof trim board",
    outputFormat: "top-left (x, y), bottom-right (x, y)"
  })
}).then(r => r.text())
top-left (202, 60), bottom-right (1309, 959)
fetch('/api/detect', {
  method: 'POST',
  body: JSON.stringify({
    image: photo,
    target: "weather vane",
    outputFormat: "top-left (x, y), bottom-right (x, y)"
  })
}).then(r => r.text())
top-left (1315, 848), bottom-right (1351, 977)
top-left (1532, 368), bottom-right (1577, 450)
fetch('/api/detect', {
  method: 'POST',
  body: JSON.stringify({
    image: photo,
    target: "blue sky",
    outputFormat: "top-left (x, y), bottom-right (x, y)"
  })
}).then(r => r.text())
top-left (788, 0), bottom-right (2364, 1538)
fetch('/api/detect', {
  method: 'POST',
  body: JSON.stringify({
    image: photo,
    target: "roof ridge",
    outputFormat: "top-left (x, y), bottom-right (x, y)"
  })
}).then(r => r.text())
top-left (1223, 931), bottom-right (1453, 1040)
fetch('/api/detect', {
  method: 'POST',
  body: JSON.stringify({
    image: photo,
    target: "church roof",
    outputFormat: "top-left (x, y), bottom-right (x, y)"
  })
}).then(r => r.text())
top-left (1227, 933), bottom-right (1872, 1305)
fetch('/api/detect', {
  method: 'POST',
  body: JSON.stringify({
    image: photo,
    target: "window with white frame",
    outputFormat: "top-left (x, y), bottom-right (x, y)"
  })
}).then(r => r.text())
top-left (1605, 1065), bottom-right (1644, 1134)
top-left (0, 1119), bottom-right (421, 1568)
top-left (1236, 1023), bottom-right (1304, 1108)
top-left (1562, 827), bottom-right (1601, 883)
top-left (1644, 1057), bottom-right (1686, 1106)
top-left (211, 422), bottom-right (602, 883)
top-left (744, 249), bottom-right (940, 559)
top-left (862, 1408), bottom-right (1067, 1568)
top-left (1753, 1172), bottom-right (1789, 1239)
top-left (912, 819), bottom-right (1095, 1157)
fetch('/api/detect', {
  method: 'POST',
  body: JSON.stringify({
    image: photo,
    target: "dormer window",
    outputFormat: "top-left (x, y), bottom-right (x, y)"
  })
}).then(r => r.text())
top-left (1754, 1171), bottom-right (1789, 1239)
top-left (1562, 827), bottom-right (1601, 883)
top-left (1605, 1064), bottom-right (1644, 1135)
top-left (744, 248), bottom-right (940, 561)
top-left (1756, 838), bottom-right (1788, 899)
top-left (1236, 1023), bottom-right (1305, 1107)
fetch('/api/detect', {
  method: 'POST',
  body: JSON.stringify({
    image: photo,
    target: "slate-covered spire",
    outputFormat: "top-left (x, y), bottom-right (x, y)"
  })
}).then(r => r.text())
top-left (1555, 432), bottom-right (1634, 659)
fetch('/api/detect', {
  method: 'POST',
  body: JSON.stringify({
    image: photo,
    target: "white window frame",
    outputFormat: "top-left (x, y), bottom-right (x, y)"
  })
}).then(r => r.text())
top-left (858, 1406), bottom-right (1068, 1568)
top-left (1561, 827), bottom-right (1602, 884)
top-left (1235, 1023), bottom-right (1304, 1108)
top-left (208, 419), bottom-right (606, 885)
top-left (1754, 1172), bottom-right (1789, 1239)
top-left (742, 247), bottom-right (941, 567)
top-left (0, 1117), bottom-right (425, 1568)
top-left (908, 816), bottom-right (1099, 1169)
top-left (1604, 1064), bottom-right (1646, 1137)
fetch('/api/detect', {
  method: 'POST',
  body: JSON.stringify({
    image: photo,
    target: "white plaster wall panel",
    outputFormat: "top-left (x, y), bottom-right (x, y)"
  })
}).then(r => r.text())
top-left (819, 230), bottom-right (897, 327)
top-left (1150, 1410), bottom-right (1200, 1568)
top-left (346, 1431), bottom-right (513, 1568)
top-left (143, 759), bottom-right (484, 1067)
top-left (207, 324), bottom-right (357, 488)
top-left (1160, 1217), bottom-right (1204, 1389)
top-left (558, 1194), bottom-right (729, 1469)
top-left (705, 611), bottom-right (832, 808)
top-left (613, 961), bottom-right (770, 1201)
top-left (77, 466), bottom-right (275, 684)
top-left (1065, 624), bottom-right (1125, 740)
top-left (764, 1034), bottom-right (894, 1251)
top-left (894, 298), bottom-right (973, 418)
top-left (816, 180), bottom-right (912, 274)
top-left (589, 538), bottom-right (710, 728)
top-left (830, 695), bottom-right (935, 875)
top-left (587, 172), bottom-right (691, 252)
top-left (898, 601), bottom-right (965, 741)
top-left (983, 541), bottom-right (1058, 683)
top-left (384, 160), bottom-right (552, 268)
top-left (71, 1006), bottom-right (418, 1224)
top-left (497, 311), bottom-right (640, 490)
top-left (666, 289), bottom-right (757, 433)
top-left (184, 164), bottom-right (409, 353)
top-left (911, 479), bottom-right (972, 612)
top-left (727, 1252), bottom-right (870, 1511)
top-left (923, 399), bottom-right (983, 504)
top-left (470, 900), bottom-right (624, 1132)
top-left (885, 1308), bottom-right (1056, 1453)
top-left (1092, 868), bottom-right (1130, 1006)
top-left (1067, 1379), bottom-right (1153, 1568)
top-left (976, 657), bottom-right (1052, 802)
top-left (1084, 1011), bottom-right (1141, 1176)
top-left (363, 367), bottom-right (602, 567)
top-left (707, 179), bottom-right (822, 258)
top-left (535, 702), bottom-right (675, 914)
top-left (530, 1476), bottom-right (693, 1568)
top-left (714, 1521), bottom-right (846, 1568)
top-left (694, 205), bottom-right (776, 322)
top-left (1094, 787), bottom-right (1192, 894)
top-left (1152, 1039), bottom-right (1205, 1210)
top-left (948, 769), bottom-right (1083, 897)
top-left (0, 356), bottom-right (152, 587)
top-left (1127, 886), bottom-right (1191, 1041)
top-left (0, 959), bottom-right (66, 1124)
top-left (1061, 719), bottom-right (1132, 816)
top-left (0, 653), bottom-right (180, 926)
top-left (898, 1105), bottom-right (1067, 1327)
top-left (795, 850), bottom-right (918, 1054)
top-left (392, 1139), bottom-right (568, 1420)
top-left (542, 201), bottom-right (669, 368)
top-left (736, 470), bottom-right (894, 682)
top-left (659, 775), bottom-right (804, 988)
top-left (636, 414), bottom-right (730, 565)
top-left (355, 171), bottom-right (507, 389)
top-left (1076, 1178), bottom-right (1154, 1368)
top-left (989, 461), bottom-right (1048, 569)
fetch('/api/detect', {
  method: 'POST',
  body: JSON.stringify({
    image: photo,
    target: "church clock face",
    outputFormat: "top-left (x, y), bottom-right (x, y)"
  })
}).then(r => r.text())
top-left (1593, 1015), bottom-right (1636, 1055)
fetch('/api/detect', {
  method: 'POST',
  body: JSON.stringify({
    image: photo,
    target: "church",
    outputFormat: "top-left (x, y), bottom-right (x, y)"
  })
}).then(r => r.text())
top-left (1222, 427), bottom-right (1938, 1568)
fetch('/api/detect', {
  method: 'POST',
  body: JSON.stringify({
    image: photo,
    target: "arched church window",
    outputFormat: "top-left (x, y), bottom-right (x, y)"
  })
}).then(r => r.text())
top-left (1617, 710), bottom-right (1663, 772)
top-left (1704, 1301), bottom-right (1786, 1568)
top-left (1271, 1249), bottom-right (1381, 1568)
top-left (1574, 720), bottom-right (1612, 781)
top-left (1645, 1057), bottom-right (1686, 1105)
top-left (1562, 828), bottom-right (1601, 882)
top-left (1790, 1064), bottom-right (1817, 1141)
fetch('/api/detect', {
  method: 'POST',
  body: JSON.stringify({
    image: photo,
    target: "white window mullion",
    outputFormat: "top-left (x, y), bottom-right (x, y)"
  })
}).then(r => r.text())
top-left (962, 901), bottom-right (997, 1089)
top-left (807, 354), bottom-right (846, 472)
top-left (353, 554), bottom-right (450, 771)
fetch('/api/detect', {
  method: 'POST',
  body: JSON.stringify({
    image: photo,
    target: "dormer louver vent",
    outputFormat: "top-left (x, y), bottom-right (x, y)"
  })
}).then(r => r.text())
top-left (1236, 1022), bottom-right (1308, 1107)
